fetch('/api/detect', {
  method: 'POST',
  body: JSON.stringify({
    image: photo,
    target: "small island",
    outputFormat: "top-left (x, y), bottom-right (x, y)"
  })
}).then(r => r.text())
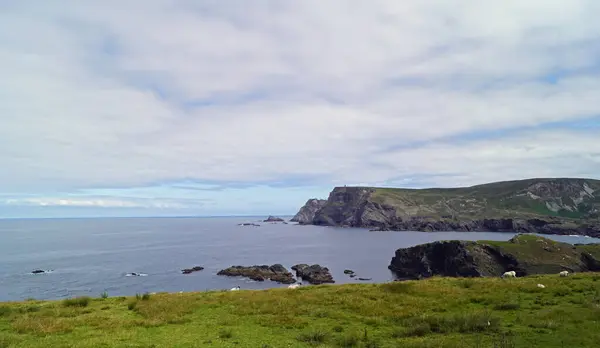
top-left (263, 215), bottom-right (285, 223)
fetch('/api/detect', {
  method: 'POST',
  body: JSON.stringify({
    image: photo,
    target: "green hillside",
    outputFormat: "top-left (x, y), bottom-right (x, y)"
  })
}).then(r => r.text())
top-left (370, 178), bottom-right (600, 220)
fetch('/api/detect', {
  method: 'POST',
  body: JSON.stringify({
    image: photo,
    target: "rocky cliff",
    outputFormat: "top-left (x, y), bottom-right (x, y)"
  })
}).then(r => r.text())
top-left (388, 234), bottom-right (600, 279)
top-left (295, 178), bottom-right (600, 237)
top-left (290, 198), bottom-right (327, 224)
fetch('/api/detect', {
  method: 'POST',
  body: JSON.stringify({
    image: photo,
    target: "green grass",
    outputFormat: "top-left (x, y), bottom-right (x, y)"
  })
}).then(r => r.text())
top-left (1, 274), bottom-right (600, 347)
top-left (61, 296), bottom-right (91, 308)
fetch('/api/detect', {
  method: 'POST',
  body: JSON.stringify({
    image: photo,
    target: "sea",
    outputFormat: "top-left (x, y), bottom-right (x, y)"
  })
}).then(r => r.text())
top-left (1, 216), bottom-right (599, 302)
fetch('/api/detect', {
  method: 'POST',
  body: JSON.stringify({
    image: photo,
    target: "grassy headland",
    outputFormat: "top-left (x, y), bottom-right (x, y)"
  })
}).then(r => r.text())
top-left (370, 178), bottom-right (600, 220)
top-left (2, 273), bottom-right (600, 347)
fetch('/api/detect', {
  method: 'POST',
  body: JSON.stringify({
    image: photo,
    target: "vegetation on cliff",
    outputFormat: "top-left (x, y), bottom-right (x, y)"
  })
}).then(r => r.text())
top-left (389, 234), bottom-right (600, 280)
top-left (2, 274), bottom-right (600, 347)
top-left (301, 178), bottom-right (600, 236)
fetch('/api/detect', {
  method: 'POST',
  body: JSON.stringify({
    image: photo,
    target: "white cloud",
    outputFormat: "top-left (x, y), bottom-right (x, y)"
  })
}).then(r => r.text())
top-left (1, 0), bottom-right (600, 206)
top-left (2, 197), bottom-right (186, 209)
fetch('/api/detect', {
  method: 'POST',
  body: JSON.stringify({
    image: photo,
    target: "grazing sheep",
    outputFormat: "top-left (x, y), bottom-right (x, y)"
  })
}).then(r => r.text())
top-left (501, 271), bottom-right (517, 278)
top-left (537, 284), bottom-right (545, 288)
top-left (287, 284), bottom-right (300, 289)
top-left (559, 270), bottom-right (569, 277)
top-left (230, 286), bottom-right (241, 291)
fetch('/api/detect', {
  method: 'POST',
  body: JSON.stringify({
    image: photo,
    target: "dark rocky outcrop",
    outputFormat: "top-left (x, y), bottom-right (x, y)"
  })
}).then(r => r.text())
top-left (238, 222), bottom-right (261, 227)
top-left (31, 270), bottom-right (47, 274)
top-left (125, 272), bottom-right (148, 277)
top-left (296, 179), bottom-right (600, 237)
top-left (290, 199), bottom-right (328, 224)
top-left (181, 266), bottom-right (204, 274)
top-left (292, 264), bottom-right (335, 284)
top-left (343, 269), bottom-right (355, 275)
top-left (388, 234), bottom-right (600, 280)
top-left (264, 216), bottom-right (285, 222)
top-left (371, 217), bottom-right (600, 238)
top-left (217, 264), bottom-right (295, 284)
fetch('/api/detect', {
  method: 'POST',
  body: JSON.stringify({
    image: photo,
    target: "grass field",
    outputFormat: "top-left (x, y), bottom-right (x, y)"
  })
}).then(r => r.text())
top-left (2, 274), bottom-right (600, 347)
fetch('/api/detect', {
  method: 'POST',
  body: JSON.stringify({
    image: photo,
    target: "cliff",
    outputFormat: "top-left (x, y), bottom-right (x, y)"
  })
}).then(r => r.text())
top-left (388, 234), bottom-right (600, 279)
top-left (290, 198), bottom-right (327, 224)
top-left (298, 178), bottom-right (600, 237)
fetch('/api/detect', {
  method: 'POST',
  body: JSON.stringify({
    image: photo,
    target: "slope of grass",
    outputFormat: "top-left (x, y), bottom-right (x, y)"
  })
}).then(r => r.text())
top-left (368, 178), bottom-right (600, 220)
top-left (1, 274), bottom-right (600, 347)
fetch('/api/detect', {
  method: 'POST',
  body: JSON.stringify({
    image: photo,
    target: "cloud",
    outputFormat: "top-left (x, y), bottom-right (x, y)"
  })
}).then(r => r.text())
top-left (2, 197), bottom-right (192, 209)
top-left (1, 1), bottom-right (600, 215)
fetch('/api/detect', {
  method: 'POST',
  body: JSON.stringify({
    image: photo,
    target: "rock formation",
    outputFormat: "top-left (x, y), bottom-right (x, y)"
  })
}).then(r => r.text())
top-left (290, 199), bottom-right (328, 224)
top-left (293, 178), bottom-right (600, 237)
top-left (388, 234), bottom-right (600, 280)
top-left (263, 216), bottom-right (285, 222)
top-left (181, 266), bottom-right (204, 274)
top-left (291, 264), bottom-right (335, 284)
top-left (217, 264), bottom-right (295, 284)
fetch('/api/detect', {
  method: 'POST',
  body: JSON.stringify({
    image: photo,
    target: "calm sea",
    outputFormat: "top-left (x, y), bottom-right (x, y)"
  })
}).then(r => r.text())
top-left (0, 217), bottom-right (598, 302)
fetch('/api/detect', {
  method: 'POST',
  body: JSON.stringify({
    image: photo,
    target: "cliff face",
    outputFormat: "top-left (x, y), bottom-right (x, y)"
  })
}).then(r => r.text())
top-left (294, 178), bottom-right (600, 237)
top-left (312, 187), bottom-right (397, 227)
top-left (290, 199), bottom-right (327, 224)
top-left (388, 234), bottom-right (600, 280)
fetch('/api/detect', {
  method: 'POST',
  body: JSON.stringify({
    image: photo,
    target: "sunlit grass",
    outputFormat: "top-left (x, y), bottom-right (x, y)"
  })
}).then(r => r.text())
top-left (0, 274), bottom-right (599, 347)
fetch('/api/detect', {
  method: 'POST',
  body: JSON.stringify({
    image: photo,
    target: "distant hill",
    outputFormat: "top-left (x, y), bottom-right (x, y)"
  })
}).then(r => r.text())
top-left (293, 178), bottom-right (600, 237)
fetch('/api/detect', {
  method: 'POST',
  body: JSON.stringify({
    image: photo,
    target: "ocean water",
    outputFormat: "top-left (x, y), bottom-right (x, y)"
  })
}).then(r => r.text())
top-left (0, 217), bottom-right (598, 302)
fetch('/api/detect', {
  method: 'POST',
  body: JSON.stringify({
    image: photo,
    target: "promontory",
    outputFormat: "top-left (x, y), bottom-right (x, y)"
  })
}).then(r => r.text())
top-left (292, 178), bottom-right (600, 237)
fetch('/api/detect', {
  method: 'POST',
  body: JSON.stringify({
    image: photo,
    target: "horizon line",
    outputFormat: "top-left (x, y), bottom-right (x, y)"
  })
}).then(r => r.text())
top-left (0, 214), bottom-right (295, 221)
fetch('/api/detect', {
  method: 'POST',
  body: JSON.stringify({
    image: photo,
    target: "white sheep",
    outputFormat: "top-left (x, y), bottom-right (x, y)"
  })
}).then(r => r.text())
top-left (230, 286), bottom-right (241, 291)
top-left (287, 284), bottom-right (300, 289)
top-left (537, 284), bottom-right (545, 288)
top-left (501, 271), bottom-right (516, 278)
top-left (559, 270), bottom-right (569, 277)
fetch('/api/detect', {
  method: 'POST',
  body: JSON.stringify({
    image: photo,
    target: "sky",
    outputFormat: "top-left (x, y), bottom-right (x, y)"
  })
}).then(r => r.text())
top-left (1, 0), bottom-right (600, 218)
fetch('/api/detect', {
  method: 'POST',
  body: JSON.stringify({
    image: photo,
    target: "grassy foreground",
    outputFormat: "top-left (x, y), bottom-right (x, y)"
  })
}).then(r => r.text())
top-left (1, 274), bottom-right (600, 348)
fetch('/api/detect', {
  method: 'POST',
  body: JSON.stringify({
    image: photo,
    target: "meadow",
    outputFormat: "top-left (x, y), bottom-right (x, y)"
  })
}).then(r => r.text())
top-left (1, 273), bottom-right (600, 347)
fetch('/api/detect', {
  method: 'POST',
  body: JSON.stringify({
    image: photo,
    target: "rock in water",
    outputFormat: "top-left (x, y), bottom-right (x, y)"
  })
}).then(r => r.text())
top-left (125, 272), bottom-right (148, 277)
top-left (343, 269), bottom-right (355, 275)
top-left (217, 264), bottom-right (295, 284)
top-left (238, 223), bottom-right (261, 227)
top-left (292, 264), bottom-right (335, 284)
top-left (263, 216), bottom-right (285, 222)
top-left (31, 270), bottom-right (46, 274)
top-left (388, 234), bottom-right (600, 280)
top-left (290, 199), bottom-right (327, 224)
top-left (181, 266), bottom-right (204, 274)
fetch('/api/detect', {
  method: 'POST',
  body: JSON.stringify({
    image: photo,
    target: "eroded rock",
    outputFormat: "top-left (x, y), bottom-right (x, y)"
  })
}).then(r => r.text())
top-left (217, 264), bottom-right (295, 284)
top-left (291, 264), bottom-right (334, 284)
top-left (181, 266), bottom-right (204, 274)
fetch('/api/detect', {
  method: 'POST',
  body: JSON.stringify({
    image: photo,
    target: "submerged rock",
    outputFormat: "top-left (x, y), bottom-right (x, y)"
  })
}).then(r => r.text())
top-left (125, 272), bottom-right (148, 277)
top-left (238, 223), bottom-right (261, 227)
top-left (181, 266), bottom-right (204, 274)
top-left (217, 264), bottom-right (295, 284)
top-left (343, 269), bottom-right (355, 275)
top-left (291, 264), bottom-right (335, 284)
top-left (31, 269), bottom-right (48, 274)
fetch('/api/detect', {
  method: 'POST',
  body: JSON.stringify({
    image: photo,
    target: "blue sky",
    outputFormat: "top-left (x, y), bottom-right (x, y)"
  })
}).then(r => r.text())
top-left (1, 1), bottom-right (600, 218)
